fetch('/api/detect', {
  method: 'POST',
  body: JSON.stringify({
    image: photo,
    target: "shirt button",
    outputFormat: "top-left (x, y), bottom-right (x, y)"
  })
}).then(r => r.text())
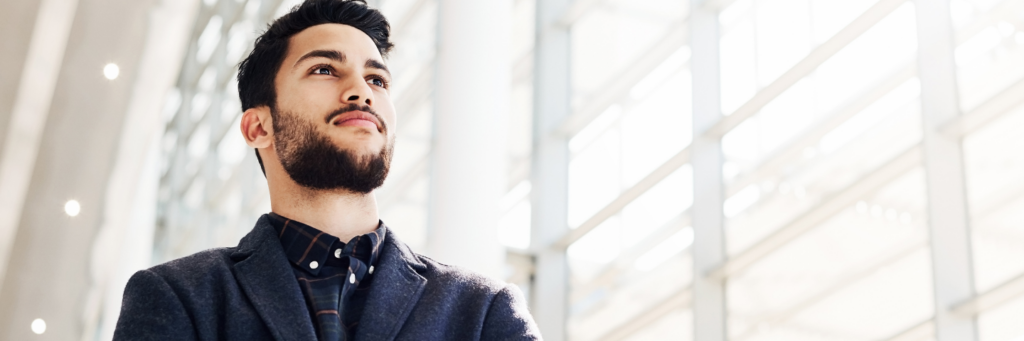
top-left (334, 249), bottom-right (342, 259)
top-left (349, 273), bottom-right (356, 284)
top-left (309, 261), bottom-right (319, 269)
top-left (369, 266), bottom-right (375, 275)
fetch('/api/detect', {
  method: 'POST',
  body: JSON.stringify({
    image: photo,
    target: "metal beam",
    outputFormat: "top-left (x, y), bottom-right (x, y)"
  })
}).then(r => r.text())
top-left (530, 0), bottom-right (572, 339)
top-left (915, 0), bottom-right (978, 339)
top-left (701, 0), bottom-right (907, 138)
top-left (690, 0), bottom-right (726, 339)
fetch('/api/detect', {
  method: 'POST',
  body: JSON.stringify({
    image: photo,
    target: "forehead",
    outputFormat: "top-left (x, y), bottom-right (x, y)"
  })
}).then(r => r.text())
top-left (285, 23), bottom-right (383, 63)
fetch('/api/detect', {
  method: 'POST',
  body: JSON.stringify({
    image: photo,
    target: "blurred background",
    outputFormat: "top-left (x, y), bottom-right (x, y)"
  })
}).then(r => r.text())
top-left (1, 0), bottom-right (1024, 340)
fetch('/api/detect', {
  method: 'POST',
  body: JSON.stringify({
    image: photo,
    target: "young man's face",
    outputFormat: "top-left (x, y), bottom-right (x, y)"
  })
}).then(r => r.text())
top-left (268, 23), bottom-right (396, 191)
top-left (274, 23), bottom-right (396, 167)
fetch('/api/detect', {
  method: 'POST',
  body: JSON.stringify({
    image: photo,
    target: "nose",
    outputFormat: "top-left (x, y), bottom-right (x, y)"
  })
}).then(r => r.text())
top-left (341, 77), bottom-right (373, 107)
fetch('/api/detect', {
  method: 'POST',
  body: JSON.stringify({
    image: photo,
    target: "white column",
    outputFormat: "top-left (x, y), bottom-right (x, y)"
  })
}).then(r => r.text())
top-left (915, 0), bottom-right (978, 340)
top-left (691, 1), bottom-right (727, 340)
top-left (0, 0), bottom-right (79, 298)
top-left (88, 1), bottom-right (197, 338)
top-left (427, 0), bottom-right (512, 279)
top-left (530, 0), bottom-right (571, 339)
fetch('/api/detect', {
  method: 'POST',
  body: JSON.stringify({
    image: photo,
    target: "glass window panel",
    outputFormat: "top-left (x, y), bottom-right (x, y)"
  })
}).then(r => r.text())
top-left (717, 2), bottom-right (937, 339)
top-left (621, 166), bottom-right (693, 246)
top-left (959, 4), bottom-right (1024, 327)
top-left (511, 0), bottom-right (536, 63)
top-left (964, 103), bottom-right (1024, 307)
top-left (719, 0), bottom-right (882, 113)
top-left (569, 251), bottom-right (692, 341)
top-left (380, 200), bottom-right (429, 250)
top-left (725, 84), bottom-right (922, 255)
top-left (568, 126), bottom-right (622, 228)
top-left (978, 293), bottom-right (1024, 341)
top-left (621, 67), bottom-right (692, 186)
top-left (721, 2), bottom-right (918, 175)
top-left (949, 0), bottom-right (1014, 32)
top-left (622, 308), bottom-right (693, 341)
top-left (954, 4), bottom-right (1024, 114)
top-left (566, 45), bottom-right (692, 340)
top-left (728, 168), bottom-right (932, 340)
top-left (570, 2), bottom-right (688, 99)
top-left (497, 191), bottom-right (531, 250)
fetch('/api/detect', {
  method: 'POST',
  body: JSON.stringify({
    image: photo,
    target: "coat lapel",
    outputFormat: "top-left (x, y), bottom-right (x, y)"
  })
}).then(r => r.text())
top-left (354, 229), bottom-right (428, 341)
top-left (232, 215), bottom-right (318, 341)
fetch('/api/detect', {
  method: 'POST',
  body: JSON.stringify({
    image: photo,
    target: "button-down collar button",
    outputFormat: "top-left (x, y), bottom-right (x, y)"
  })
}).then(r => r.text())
top-left (309, 261), bottom-right (319, 269)
top-left (334, 249), bottom-right (342, 259)
top-left (369, 266), bottom-right (375, 274)
top-left (349, 273), bottom-right (356, 284)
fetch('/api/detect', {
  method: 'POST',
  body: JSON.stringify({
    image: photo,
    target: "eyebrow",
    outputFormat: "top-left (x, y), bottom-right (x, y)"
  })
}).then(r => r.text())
top-left (292, 49), bottom-right (390, 78)
top-left (293, 49), bottom-right (344, 68)
top-left (365, 59), bottom-right (391, 78)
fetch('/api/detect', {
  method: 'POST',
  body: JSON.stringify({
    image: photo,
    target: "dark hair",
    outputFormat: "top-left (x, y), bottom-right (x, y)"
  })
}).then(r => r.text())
top-left (237, 0), bottom-right (393, 174)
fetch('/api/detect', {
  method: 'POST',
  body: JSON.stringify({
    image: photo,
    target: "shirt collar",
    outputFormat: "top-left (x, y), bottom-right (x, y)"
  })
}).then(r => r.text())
top-left (267, 212), bottom-right (386, 276)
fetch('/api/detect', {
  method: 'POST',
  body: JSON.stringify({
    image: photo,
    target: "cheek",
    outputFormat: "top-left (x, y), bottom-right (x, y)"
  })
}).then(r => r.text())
top-left (376, 98), bottom-right (397, 130)
top-left (280, 81), bottom-right (340, 111)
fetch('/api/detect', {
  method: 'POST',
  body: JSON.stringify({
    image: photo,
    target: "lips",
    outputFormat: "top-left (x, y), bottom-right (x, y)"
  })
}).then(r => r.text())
top-left (331, 111), bottom-right (382, 132)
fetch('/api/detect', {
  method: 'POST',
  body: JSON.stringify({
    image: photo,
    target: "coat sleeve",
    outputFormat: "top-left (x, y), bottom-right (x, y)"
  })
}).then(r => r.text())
top-left (480, 284), bottom-right (542, 341)
top-left (113, 269), bottom-right (199, 341)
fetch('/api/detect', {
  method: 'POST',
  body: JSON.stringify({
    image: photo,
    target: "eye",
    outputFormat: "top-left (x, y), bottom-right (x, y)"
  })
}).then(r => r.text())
top-left (368, 76), bottom-right (388, 89)
top-left (311, 66), bottom-right (332, 75)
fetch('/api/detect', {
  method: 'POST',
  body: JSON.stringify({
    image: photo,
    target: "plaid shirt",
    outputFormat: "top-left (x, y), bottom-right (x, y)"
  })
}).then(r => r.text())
top-left (267, 212), bottom-right (386, 341)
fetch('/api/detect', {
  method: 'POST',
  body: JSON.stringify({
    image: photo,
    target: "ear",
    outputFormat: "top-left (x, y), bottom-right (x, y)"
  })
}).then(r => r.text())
top-left (241, 106), bottom-right (272, 149)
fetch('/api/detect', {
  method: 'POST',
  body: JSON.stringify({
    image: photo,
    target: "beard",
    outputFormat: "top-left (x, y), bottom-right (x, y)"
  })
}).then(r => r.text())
top-left (271, 104), bottom-right (393, 193)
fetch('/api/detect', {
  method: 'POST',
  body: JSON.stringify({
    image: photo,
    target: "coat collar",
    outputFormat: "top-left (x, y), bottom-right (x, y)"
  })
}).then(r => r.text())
top-left (353, 223), bottom-right (428, 341)
top-left (231, 215), bottom-right (318, 341)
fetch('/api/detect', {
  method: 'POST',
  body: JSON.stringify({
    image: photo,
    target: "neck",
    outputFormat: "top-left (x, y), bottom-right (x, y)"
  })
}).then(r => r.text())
top-left (269, 183), bottom-right (380, 243)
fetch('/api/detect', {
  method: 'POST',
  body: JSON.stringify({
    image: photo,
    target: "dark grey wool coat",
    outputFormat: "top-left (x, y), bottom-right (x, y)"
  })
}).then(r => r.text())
top-left (113, 215), bottom-right (541, 341)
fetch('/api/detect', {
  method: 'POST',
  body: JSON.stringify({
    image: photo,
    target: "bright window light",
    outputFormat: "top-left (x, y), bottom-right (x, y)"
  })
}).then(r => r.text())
top-left (64, 200), bottom-right (80, 217)
top-left (31, 318), bottom-right (45, 334)
top-left (103, 63), bottom-right (119, 80)
top-left (634, 227), bottom-right (694, 271)
top-left (723, 185), bottom-right (761, 218)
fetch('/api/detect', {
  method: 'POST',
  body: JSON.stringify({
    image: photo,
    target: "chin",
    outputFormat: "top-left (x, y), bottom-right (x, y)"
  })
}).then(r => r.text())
top-left (333, 136), bottom-right (383, 151)
top-left (341, 143), bottom-right (384, 157)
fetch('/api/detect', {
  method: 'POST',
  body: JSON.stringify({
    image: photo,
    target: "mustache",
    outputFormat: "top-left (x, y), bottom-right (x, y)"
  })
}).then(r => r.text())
top-left (323, 103), bottom-right (387, 132)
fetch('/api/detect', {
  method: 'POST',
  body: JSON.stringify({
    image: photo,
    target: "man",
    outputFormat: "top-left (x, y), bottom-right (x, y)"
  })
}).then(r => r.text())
top-left (113, 0), bottom-right (540, 340)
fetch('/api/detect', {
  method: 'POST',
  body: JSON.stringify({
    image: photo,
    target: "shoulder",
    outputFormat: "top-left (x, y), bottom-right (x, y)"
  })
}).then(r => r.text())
top-left (411, 253), bottom-right (541, 339)
top-left (412, 253), bottom-right (508, 295)
top-left (140, 247), bottom-right (239, 291)
top-left (378, 229), bottom-right (507, 297)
